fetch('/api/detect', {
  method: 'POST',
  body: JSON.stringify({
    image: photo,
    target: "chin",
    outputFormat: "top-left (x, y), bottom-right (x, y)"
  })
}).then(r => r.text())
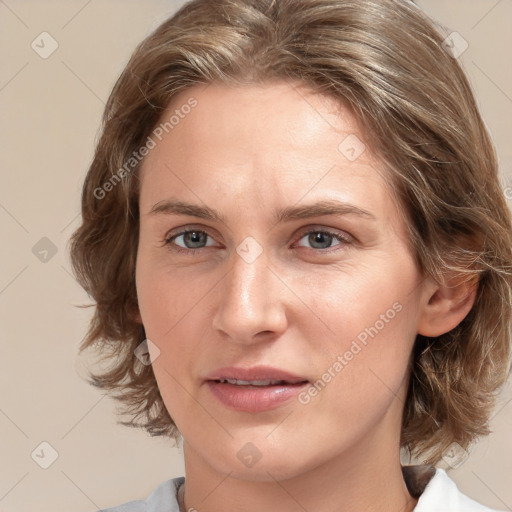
top-left (200, 435), bottom-right (328, 483)
top-left (219, 457), bottom-right (306, 482)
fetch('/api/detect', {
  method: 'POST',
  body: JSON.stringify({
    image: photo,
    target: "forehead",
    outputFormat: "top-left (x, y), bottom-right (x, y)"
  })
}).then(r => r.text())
top-left (138, 80), bottom-right (407, 240)
top-left (154, 80), bottom-right (363, 158)
top-left (140, 80), bottom-right (385, 186)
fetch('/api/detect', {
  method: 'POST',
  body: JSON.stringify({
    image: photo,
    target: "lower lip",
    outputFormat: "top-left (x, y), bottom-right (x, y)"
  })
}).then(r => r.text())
top-left (206, 381), bottom-right (308, 412)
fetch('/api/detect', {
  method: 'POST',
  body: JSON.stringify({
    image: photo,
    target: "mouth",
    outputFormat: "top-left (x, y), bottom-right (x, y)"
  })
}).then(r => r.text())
top-left (205, 365), bottom-right (308, 384)
top-left (215, 378), bottom-right (308, 387)
top-left (205, 366), bottom-right (309, 412)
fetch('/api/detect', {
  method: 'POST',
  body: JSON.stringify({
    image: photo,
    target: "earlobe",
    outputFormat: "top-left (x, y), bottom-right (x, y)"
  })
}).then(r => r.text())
top-left (417, 274), bottom-right (478, 338)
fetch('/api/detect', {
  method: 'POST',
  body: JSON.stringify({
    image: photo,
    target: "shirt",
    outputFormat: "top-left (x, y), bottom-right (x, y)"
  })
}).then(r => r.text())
top-left (98, 466), bottom-right (505, 512)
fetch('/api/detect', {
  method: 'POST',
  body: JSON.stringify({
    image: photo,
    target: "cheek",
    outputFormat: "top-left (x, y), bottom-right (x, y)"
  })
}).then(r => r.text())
top-left (135, 257), bottom-right (208, 381)
top-left (300, 263), bottom-right (418, 404)
top-left (136, 253), bottom-right (210, 338)
top-left (291, 307), bottom-right (414, 463)
top-left (304, 261), bottom-right (415, 347)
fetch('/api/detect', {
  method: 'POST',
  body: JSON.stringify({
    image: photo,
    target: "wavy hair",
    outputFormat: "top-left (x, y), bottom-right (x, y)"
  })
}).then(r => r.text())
top-left (70, 0), bottom-right (512, 465)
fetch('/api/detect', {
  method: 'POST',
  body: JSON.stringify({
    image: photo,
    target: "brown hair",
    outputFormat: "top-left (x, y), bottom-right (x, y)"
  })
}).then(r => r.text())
top-left (70, 0), bottom-right (512, 465)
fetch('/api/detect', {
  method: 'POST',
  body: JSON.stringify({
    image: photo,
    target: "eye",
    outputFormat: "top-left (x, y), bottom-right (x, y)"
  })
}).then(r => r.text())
top-left (163, 229), bottom-right (216, 253)
top-left (295, 229), bottom-right (351, 251)
top-left (162, 226), bottom-right (352, 255)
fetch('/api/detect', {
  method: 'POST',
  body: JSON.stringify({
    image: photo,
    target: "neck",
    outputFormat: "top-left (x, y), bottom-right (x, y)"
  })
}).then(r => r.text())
top-left (180, 427), bottom-right (418, 512)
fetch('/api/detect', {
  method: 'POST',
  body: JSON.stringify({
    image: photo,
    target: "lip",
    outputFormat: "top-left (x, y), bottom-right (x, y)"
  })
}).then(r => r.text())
top-left (205, 365), bottom-right (309, 413)
top-left (205, 365), bottom-right (308, 383)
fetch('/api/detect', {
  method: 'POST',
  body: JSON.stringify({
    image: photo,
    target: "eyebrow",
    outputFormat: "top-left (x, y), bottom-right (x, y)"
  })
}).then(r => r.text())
top-left (148, 199), bottom-right (376, 223)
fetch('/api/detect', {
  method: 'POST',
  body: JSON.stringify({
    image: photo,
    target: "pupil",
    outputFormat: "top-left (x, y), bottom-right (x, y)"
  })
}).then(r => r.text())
top-left (185, 231), bottom-right (205, 248)
top-left (310, 232), bottom-right (332, 249)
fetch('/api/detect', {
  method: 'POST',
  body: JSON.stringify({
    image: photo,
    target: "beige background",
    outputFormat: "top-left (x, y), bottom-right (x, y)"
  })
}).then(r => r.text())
top-left (0, 1), bottom-right (511, 511)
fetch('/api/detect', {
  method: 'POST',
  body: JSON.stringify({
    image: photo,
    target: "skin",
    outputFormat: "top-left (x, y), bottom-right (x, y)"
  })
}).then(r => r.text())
top-left (135, 80), bottom-right (476, 512)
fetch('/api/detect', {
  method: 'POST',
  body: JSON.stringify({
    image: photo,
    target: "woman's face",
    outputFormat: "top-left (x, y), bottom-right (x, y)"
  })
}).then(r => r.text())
top-left (136, 80), bottom-right (434, 480)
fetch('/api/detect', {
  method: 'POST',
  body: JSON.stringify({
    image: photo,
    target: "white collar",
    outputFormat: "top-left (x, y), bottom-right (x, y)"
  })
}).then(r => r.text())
top-left (141, 468), bottom-right (503, 512)
top-left (411, 467), bottom-right (503, 511)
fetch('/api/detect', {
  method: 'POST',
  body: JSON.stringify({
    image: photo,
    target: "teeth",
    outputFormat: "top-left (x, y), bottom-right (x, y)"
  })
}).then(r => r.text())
top-left (219, 378), bottom-right (286, 386)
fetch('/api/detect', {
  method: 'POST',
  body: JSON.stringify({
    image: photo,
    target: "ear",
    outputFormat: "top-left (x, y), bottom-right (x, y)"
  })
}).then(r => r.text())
top-left (417, 274), bottom-right (478, 337)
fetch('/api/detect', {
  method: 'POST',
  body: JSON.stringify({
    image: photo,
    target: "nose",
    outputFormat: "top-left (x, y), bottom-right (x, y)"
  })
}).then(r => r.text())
top-left (212, 245), bottom-right (288, 344)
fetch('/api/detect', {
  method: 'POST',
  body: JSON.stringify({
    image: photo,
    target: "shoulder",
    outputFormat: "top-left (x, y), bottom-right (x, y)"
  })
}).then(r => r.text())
top-left (412, 467), bottom-right (505, 512)
top-left (98, 476), bottom-right (184, 512)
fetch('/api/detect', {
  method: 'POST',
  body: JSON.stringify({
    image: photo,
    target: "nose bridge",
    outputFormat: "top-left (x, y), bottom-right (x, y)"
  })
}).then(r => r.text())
top-left (212, 240), bottom-right (287, 341)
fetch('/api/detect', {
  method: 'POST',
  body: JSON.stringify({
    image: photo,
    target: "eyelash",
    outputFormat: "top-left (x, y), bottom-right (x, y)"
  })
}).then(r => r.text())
top-left (162, 227), bottom-right (352, 255)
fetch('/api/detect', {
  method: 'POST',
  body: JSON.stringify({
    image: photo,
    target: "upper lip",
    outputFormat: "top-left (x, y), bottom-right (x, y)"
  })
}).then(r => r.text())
top-left (205, 365), bottom-right (309, 383)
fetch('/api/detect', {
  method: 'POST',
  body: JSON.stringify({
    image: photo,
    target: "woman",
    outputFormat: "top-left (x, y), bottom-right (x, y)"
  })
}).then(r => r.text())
top-left (70, 0), bottom-right (512, 511)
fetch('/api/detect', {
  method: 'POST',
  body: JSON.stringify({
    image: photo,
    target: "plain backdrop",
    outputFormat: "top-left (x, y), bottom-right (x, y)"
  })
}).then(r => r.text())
top-left (0, 1), bottom-right (511, 511)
